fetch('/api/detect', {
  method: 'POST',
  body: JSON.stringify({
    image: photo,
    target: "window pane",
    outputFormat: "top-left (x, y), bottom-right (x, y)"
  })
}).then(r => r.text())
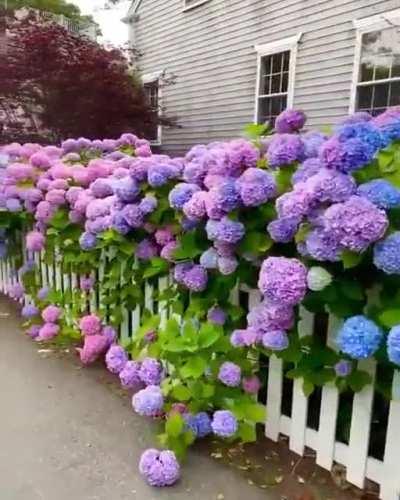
top-left (258, 95), bottom-right (287, 126)
top-left (260, 75), bottom-right (271, 95)
top-left (281, 72), bottom-right (289, 92)
top-left (373, 82), bottom-right (389, 109)
top-left (144, 81), bottom-right (159, 142)
top-left (360, 28), bottom-right (400, 82)
top-left (392, 55), bottom-right (400, 77)
top-left (262, 55), bottom-right (272, 75)
top-left (283, 51), bottom-right (290, 71)
top-left (357, 85), bottom-right (373, 110)
top-left (271, 73), bottom-right (281, 93)
top-left (390, 81), bottom-right (400, 106)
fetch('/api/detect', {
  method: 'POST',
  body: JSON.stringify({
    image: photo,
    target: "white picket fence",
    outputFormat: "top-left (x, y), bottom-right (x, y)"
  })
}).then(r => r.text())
top-left (1, 248), bottom-right (400, 500)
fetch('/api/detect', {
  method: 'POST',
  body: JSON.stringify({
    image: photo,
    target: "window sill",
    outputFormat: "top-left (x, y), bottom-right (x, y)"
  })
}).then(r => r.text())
top-left (150, 140), bottom-right (162, 147)
top-left (182, 0), bottom-right (211, 13)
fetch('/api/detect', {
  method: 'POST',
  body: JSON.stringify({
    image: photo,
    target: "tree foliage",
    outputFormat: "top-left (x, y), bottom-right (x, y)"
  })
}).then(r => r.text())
top-left (0, 14), bottom-right (157, 143)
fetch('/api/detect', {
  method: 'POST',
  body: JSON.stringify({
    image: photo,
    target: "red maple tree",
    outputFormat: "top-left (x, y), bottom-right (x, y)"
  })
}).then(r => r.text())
top-left (0, 10), bottom-right (157, 143)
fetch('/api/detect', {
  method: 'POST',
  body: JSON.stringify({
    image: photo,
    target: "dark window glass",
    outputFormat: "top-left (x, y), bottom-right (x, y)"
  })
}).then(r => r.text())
top-left (144, 81), bottom-right (159, 142)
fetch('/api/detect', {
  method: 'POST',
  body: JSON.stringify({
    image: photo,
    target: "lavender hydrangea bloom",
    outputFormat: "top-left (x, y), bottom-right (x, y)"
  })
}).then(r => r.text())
top-left (90, 178), bottom-right (114, 199)
top-left (301, 132), bottom-right (327, 159)
top-left (139, 358), bottom-right (163, 386)
top-left (205, 180), bottom-right (241, 218)
top-left (218, 362), bottom-right (241, 387)
top-left (235, 168), bottom-right (276, 207)
top-left (357, 179), bottom-right (400, 209)
top-left (37, 286), bottom-right (50, 301)
top-left (324, 196), bottom-right (388, 252)
top-left (37, 322), bottom-right (60, 341)
top-left (79, 275), bottom-right (95, 291)
top-left (41, 305), bottom-right (61, 323)
top-left (105, 345), bottom-right (128, 374)
top-left (111, 213), bottom-right (131, 235)
top-left (247, 300), bottom-right (294, 332)
top-left (211, 410), bottom-right (238, 437)
top-left (114, 177), bottom-right (139, 202)
top-left (267, 216), bottom-right (300, 243)
top-left (319, 137), bottom-right (374, 173)
top-left (339, 112), bottom-right (372, 125)
top-left (387, 326), bottom-right (400, 366)
top-left (267, 134), bottom-right (305, 168)
top-left (218, 255), bottom-right (238, 275)
top-left (79, 314), bottom-right (102, 335)
top-left (182, 264), bottom-right (208, 292)
top-left (79, 232), bottom-right (97, 251)
top-left (275, 186), bottom-right (315, 219)
top-left (207, 306), bottom-right (226, 325)
top-left (242, 375), bottom-right (261, 394)
top-left (262, 330), bottom-right (289, 351)
top-left (275, 108), bottom-right (306, 134)
top-left (182, 191), bottom-right (207, 220)
top-left (199, 247), bottom-right (219, 269)
top-left (230, 329), bottom-right (246, 347)
top-left (258, 257), bottom-right (307, 306)
top-left (27, 325), bottom-right (40, 339)
top-left (21, 304), bottom-right (39, 318)
top-left (139, 449), bottom-right (180, 487)
top-left (136, 238), bottom-right (158, 260)
top-left (121, 203), bottom-right (144, 228)
top-left (139, 195), bottom-right (158, 215)
top-left (119, 360), bottom-right (142, 389)
top-left (160, 240), bottom-right (178, 262)
top-left (168, 182), bottom-right (200, 209)
top-left (304, 228), bottom-right (341, 262)
top-left (305, 168), bottom-right (356, 203)
top-left (205, 217), bottom-right (245, 244)
top-left (373, 232), bottom-right (400, 274)
top-left (292, 158), bottom-right (323, 184)
top-left (337, 315), bottom-right (383, 359)
top-left (334, 360), bottom-right (352, 377)
top-left (193, 412), bottom-right (212, 438)
top-left (132, 385), bottom-right (164, 417)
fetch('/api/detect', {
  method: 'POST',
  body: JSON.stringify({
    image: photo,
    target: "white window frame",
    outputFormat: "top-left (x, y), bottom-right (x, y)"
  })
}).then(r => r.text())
top-left (182, 0), bottom-right (211, 12)
top-left (254, 33), bottom-right (302, 124)
top-left (349, 8), bottom-right (400, 113)
top-left (142, 71), bottom-right (163, 146)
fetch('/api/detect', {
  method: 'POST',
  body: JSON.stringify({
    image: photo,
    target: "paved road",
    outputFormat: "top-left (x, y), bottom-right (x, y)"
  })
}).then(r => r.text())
top-left (0, 297), bottom-right (270, 500)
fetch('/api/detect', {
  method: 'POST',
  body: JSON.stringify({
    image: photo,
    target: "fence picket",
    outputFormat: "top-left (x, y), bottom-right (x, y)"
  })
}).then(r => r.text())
top-left (265, 355), bottom-right (283, 441)
top-left (347, 358), bottom-right (376, 488)
top-left (289, 306), bottom-right (313, 455)
top-left (158, 276), bottom-right (169, 328)
top-left (317, 315), bottom-right (342, 470)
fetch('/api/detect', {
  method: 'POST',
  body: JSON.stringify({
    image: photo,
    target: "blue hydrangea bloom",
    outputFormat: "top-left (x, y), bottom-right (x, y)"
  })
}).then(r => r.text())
top-left (357, 179), bottom-right (400, 209)
top-left (114, 177), bottom-right (140, 203)
top-left (168, 183), bottom-right (199, 209)
top-left (194, 412), bottom-right (212, 438)
top-left (337, 315), bottom-right (383, 359)
top-left (336, 122), bottom-right (384, 153)
top-left (387, 326), bottom-right (400, 365)
top-left (79, 232), bottom-right (97, 251)
top-left (373, 232), bottom-right (400, 275)
top-left (267, 216), bottom-right (300, 243)
top-left (211, 410), bottom-right (238, 437)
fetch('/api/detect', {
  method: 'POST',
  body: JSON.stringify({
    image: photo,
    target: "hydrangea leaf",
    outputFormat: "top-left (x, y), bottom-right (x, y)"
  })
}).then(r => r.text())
top-left (238, 422), bottom-right (257, 443)
top-left (165, 413), bottom-right (184, 438)
top-left (378, 308), bottom-right (400, 328)
top-left (180, 356), bottom-right (207, 379)
top-left (198, 323), bottom-right (222, 349)
top-left (341, 250), bottom-right (363, 269)
top-left (378, 150), bottom-right (395, 173)
top-left (348, 369), bottom-right (372, 392)
top-left (171, 384), bottom-right (192, 401)
top-left (142, 257), bottom-right (169, 278)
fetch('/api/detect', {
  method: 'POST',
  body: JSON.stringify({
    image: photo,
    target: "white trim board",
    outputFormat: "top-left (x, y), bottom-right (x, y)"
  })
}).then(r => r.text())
top-left (182, 0), bottom-right (212, 12)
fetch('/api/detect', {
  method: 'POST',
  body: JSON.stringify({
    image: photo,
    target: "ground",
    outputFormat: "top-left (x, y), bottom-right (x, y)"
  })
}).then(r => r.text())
top-left (0, 296), bottom-right (377, 500)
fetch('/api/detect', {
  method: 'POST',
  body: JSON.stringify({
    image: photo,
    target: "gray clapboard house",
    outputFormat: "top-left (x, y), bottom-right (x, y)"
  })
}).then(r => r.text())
top-left (124, 1), bottom-right (400, 155)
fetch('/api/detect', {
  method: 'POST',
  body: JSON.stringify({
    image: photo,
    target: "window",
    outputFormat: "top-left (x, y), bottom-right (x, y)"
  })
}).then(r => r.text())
top-left (183, 0), bottom-right (211, 12)
top-left (143, 72), bottom-right (162, 145)
top-left (351, 9), bottom-right (400, 116)
top-left (254, 34), bottom-right (302, 127)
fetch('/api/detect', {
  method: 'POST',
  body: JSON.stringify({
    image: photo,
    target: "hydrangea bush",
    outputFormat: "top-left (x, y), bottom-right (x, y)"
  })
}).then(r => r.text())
top-left (2, 107), bottom-right (400, 486)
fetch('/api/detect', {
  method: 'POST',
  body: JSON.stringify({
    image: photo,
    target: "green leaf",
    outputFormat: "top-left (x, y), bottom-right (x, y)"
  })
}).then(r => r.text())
top-left (348, 369), bottom-right (372, 392)
top-left (238, 422), bottom-right (257, 443)
top-left (378, 150), bottom-right (395, 173)
top-left (180, 356), bottom-right (207, 379)
top-left (303, 379), bottom-right (315, 397)
top-left (171, 384), bottom-right (192, 401)
top-left (239, 231), bottom-right (273, 255)
top-left (379, 308), bottom-right (400, 328)
top-left (243, 123), bottom-right (269, 140)
top-left (243, 403), bottom-right (266, 423)
top-left (165, 413), bottom-right (184, 438)
top-left (197, 323), bottom-right (222, 349)
top-left (173, 231), bottom-right (202, 260)
top-left (341, 250), bottom-right (363, 269)
top-left (201, 383), bottom-right (215, 398)
top-left (142, 257), bottom-right (168, 278)
top-left (274, 165), bottom-right (296, 194)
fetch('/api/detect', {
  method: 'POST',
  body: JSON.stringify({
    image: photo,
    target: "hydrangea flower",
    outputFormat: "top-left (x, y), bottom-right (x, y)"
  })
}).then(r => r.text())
top-left (235, 168), bottom-right (276, 207)
top-left (136, 238), bottom-right (158, 260)
top-left (174, 263), bottom-right (208, 292)
top-left (21, 304), bottom-right (39, 318)
top-left (242, 375), bottom-right (261, 394)
top-left (218, 362), bottom-right (241, 387)
top-left (79, 275), bottom-right (95, 291)
top-left (79, 314), bottom-right (102, 336)
top-left (37, 286), bottom-right (50, 301)
top-left (373, 232), bottom-right (400, 274)
top-left (306, 267), bottom-right (332, 291)
top-left (262, 330), bottom-right (289, 351)
top-left (199, 247), bottom-right (219, 269)
top-left (119, 360), bottom-right (142, 389)
top-left (132, 385), bottom-right (164, 417)
top-left (324, 196), bottom-right (388, 252)
top-left (26, 325), bottom-right (40, 339)
top-left (205, 180), bottom-right (241, 218)
top-left (304, 228), bottom-right (341, 262)
top-left (258, 257), bottom-right (307, 306)
top-left (387, 326), bottom-right (400, 365)
top-left (275, 109), bottom-right (306, 134)
top-left (267, 134), bottom-right (304, 168)
top-left (267, 216), bottom-right (300, 243)
top-left (139, 449), bottom-right (180, 487)
top-left (193, 412), bottom-right (212, 438)
top-left (301, 132), bottom-right (327, 159)
top-left (182, 191), bottom-right (208, 220)
top-left (207, 306), bottom-right (226, 325)
top-left (218, 255), bottom-right (238, 275)
top-left (79, 231), bottom-right (97, 251)
top-left (211, 410), bottom-right (238, 437)
top-left (102, 325), bottom-right (117, 346)
top-left (305, 168), bottom-right (356, 203)
top-left (105, 345), bottom-right (128, 374)
top-left (357, 179), bottom-right (400, 209)
top-left (168, 182), bottom-right (200, 209)
top-left (205, 217), bottom-right (245, 244)
top-left (319, 137), bottom-right (374, 173)
top-left (139, 357), bottom-right (163, 386)
top-left (26, 230), bottom-right (45, 252)
top-left (334, 360), bottom-right (352, 377)
top-left (337, 315), bottom-right (383, 359)
top-left (247, 301), bottom-right (294, 332)
top-left (41, 305), bottom-right (62, 323)
top-left (77, 334), bottom-right (109, 365)
top-left (37, 322), bottom-right (60, 341)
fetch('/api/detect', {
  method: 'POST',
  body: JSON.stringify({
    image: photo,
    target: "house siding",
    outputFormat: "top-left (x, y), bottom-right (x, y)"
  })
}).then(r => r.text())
top-left (131, 0), bottom-right (399, 155)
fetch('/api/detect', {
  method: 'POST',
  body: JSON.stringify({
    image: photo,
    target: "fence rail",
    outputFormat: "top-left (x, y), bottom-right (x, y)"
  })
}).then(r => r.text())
top-left (1, 248), bottom-right (399, 500)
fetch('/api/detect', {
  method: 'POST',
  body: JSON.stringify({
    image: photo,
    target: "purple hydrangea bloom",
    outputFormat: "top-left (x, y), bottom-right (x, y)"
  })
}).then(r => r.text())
top-left (230, 329), bottom-right (246, 347)
top-left (139, 357), bottom-right (163, 386)
top-left (387, 326), bottom-right (400, 366)
top-left (336, 122), bottom-right (383, 153)
top-left (242, 375), bottom-right (261, 394)
top-left (119, 360), bottom-right (142, 389)
top-left (199, 247), bottom-right (219, 269)
top-left (304, 228), bottom-right (341, 262)
top-left (79, 314), bottom-right (102, 335)
top-left (111, 213), bottom-right (131, 235)
top-left (154, 227), bottom-right (174, 246)
top-left (36, 322), bottom-right (59, 341)
top-left (147, 163), bottom-right (175, 187)
top-left (205, 217), bottom-right (245, 244)
top-left (267, 216), bottom-right (300, 243)
top-left (79, 275), bottom-right (95, 291)
top-left (319, 137), bottom-right (374, 173)
top-left (267, 134), bottom-right (305, 168)
top-left (136, 238), bottom-right (158, 260)
top-left (217, 255), bottom-right (238, 275)
top-left (218, 362), bottom-right (241, 387)
top-left (211, 410), bottom-right (238, 437)
top-left (105, 345), bottom-right (128, 374)
top-left (90, 178), bottom-right (114, 199)
top-left (334, 360), bottom-right (352, 377)
top-left (168, 182), bottom-right (200, 209)
top-left (262, 330), bottom-right (289, 351)
top-left (275, 108), bottom-right (306, 134)
top-left (21, 304), bottom-right (39, 318)
top-left (102, 325), bottom-right (117, 346)
top-left (8, 282), bottom-right (24, 300)
top-left (6, 198), bottom-right (22, 212)
top-left (357, 179), bottom-right (400, 209)
top-left (337, 315), bottom-right (383, 359)
top-left (182, 191), bottom-right (207, 220)
top-left (324, 196), bottom-right (388, 252)
top-left (139, 449), bottom-right (180, 487)
top-left (132, 385), bottom-right (164, 417)
top-left (41, 305), bottom-right (62, 323)
top-left (193, 412), bottom-right (212, 438)
top-left (292, 158), bottom-right (323, 184)
top-left (205, 180), bottom-right (241, 218)
top-left (305, 168), bottom-right (356, 203)
top-left (373, 232), bottom-right (400, 274)
top-left (121, 203), bottom-right (144, 228)
top-left (114, 177), bottom-right (139, 202)
top-left (27, 325), bottom-right (41, 339)
top-left (179, 264), bottom-right (208, 292)
top-left (339, 112), bottom-right (372, 125)
top-left (275, 186), bottom-right (315, 219)
top-left (37, 286), bottom-right (50, 301)
top-left (79, 232), bottom-right (97, 251)
top-left (235, 168), bottom-right (276, 207)
top-left (247, 300), bottom-right (294, 332)
top-left (139, 195), bottom-right (158, 215)
top-left (160, 240), bottom-right (178, 262)
top-left (258, 257), bottom-right (307, 306)
top-left (301, 132), bottom-right (327, 159)
top-left (207, 306), bottom-right (226, 325)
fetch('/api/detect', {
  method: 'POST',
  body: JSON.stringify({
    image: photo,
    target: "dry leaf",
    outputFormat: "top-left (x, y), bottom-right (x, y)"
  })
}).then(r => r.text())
top-left (216, 494), bottom-right (224, 500)
top-left (275, 475), bottom-right (284, 484)
top-left (297, 476), bottom-right (305, 484)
